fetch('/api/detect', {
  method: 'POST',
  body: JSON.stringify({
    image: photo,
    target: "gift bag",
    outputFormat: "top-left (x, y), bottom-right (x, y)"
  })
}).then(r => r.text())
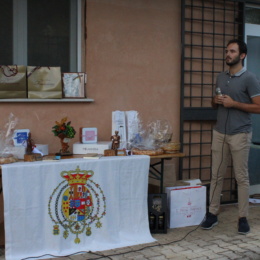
top-left (165, 186), bottom-right (206, 228)
top-left (27, 66), bottom-right (62, 99)
top-left (62, 72), bottom-right (86, 98)
top-left (0, 65), bottom-right (27, 98)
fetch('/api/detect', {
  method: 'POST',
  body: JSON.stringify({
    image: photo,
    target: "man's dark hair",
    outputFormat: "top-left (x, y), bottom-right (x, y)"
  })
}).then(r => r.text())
top-left (227, 39), bottom-right (247, 55)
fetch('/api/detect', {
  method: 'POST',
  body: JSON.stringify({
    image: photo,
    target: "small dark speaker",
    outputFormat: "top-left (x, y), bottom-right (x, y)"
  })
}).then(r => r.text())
top-left (148, 193), bottom-right (167, 234)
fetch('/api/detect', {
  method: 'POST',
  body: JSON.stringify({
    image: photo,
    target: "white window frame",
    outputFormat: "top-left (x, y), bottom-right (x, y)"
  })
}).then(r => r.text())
top-left (12, 0), bottom-right (82, 72)
top-left (244, 4), bottom-right (260, 71)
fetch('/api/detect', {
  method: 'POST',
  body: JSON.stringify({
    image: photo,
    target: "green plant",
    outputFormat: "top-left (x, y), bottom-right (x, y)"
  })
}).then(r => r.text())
top-left (52, 117), bottom-right (76, 139)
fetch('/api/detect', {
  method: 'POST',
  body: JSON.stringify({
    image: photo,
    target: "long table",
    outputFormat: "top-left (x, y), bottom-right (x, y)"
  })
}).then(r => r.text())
top-left (150, 153), bottom-right (185, 193)
top-left (1, 155), bottom-right (155, 260)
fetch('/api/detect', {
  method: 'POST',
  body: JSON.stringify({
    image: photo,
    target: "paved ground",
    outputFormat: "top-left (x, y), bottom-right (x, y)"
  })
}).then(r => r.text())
top-left (0, 204), bottom-right (259, 260)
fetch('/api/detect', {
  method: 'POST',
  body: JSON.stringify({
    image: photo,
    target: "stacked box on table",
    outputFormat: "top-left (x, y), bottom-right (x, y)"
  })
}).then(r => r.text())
top-left (165, 185), bottom-right (206, 228)
top-left (35, 144), bottom-right (49, 156)
top-left (8, 146), bottom-right (26, 159)
top-left (73, 141), bottom-right (111, 155)
top-left (8, 144), bottom-right (48, 159)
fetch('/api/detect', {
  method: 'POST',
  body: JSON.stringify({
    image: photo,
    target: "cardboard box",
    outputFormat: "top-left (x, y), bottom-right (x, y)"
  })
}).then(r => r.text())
top-left (8, 144), bottom-right (48, 159)
top-left (165, 185), bottom-right (206, 229)
top-left (35, 144), bottom-right (49, 156)
top-left (73, 141), bottom-right (111, 155)
top-left (8, 146), bottom-right (26, 159)
top-left (174, 178), bottom-right (202, 187)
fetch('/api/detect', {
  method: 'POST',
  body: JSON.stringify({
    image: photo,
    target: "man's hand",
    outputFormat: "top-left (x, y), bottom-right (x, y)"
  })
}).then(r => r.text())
top-left (222, 95), bottom-right (235, 108)
top-left (213, 94), bottom-right (260, 113)
top-left (213, 95), bottom-right (224, 105)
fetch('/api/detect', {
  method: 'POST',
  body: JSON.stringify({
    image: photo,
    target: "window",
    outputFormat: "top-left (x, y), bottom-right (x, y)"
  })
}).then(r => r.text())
top-left (246, 5), bottom-right (260, 25)
top-left (0, 0), bottom-right (83, 72)
top-left (245, 5), bottom-right (260, 79)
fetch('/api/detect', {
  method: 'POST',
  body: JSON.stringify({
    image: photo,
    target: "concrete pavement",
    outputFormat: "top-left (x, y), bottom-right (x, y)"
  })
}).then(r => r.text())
top-left (0, 204), bottom-right (259, 260)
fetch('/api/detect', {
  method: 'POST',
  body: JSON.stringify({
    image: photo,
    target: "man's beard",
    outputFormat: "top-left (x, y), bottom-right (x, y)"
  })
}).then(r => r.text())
top-left (226, 55), bottom-right (240, 66)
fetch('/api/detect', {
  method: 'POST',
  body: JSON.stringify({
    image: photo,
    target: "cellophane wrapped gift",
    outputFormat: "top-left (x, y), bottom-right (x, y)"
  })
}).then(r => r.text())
top-left (62, 72), bottom-right (86, 98)
top-left (0, 65), bottom-right (27, 98)
top-left (27, 66), bottom-right (62, 99)
top-left (130, 118), bottom-right (173, 151)
top-left (0, 113), bottom-right (19, 163)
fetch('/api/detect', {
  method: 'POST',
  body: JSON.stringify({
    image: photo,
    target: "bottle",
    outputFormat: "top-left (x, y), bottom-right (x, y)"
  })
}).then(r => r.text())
top-left (158, 213), bottom-right (165, 230)
top-left (149, 212), bottom-right (156, 230)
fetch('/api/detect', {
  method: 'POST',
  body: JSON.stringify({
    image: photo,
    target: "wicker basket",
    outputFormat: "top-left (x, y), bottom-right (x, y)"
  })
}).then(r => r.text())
top-left (0, 155), bottom-right (18, 164)
top-left (161, 142), bottom-right (180, 154)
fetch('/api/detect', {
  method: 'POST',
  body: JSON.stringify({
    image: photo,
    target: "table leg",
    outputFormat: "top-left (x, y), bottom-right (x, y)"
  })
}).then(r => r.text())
top-left (160, 159), bottom-right (165, 193)
top-left (149, 159), bottom-right (164, 193)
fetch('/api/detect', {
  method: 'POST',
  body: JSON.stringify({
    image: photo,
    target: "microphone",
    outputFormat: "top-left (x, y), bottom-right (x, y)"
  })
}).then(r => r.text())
top-left (215, 87), bottom-right (222, 96)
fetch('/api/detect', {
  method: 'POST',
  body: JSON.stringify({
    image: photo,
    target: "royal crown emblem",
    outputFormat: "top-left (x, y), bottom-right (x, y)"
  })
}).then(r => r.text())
top-left (61, 167), bottom-right (93, 185)
top-left (48, 166), bottom-right (106, 243)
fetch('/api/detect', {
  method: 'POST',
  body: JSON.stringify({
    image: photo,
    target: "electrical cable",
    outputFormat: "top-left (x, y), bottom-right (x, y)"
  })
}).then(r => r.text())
top-left (20, 95), bottom-right (231, 260)
top-left (207, 109), bottom-right (229, 209)
top-left (22, 109), bottom-right (230, 260)
top-left (20, 106), bottom-right (231, 260)
top-left (20, 223), bottom-right (201, 260)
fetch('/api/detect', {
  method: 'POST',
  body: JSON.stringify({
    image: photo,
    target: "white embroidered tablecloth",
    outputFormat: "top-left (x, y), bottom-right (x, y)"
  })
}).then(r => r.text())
top-left (2, 155), bottom-right (155, 260)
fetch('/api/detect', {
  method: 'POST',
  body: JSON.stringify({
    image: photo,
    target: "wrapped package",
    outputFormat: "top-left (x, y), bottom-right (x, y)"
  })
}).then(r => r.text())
top-left (0, 113), bottom-right (19, 163)
top-left (147, 119), bottom-right (173, 144)
top-left (125, 111), bottom-right (142, 148)
top-left (131, 119), bottom-right (173, 152)
top-left (111, 111), bottom-right (174, 153)
top-left (62, 72), bottom-right (86, 98)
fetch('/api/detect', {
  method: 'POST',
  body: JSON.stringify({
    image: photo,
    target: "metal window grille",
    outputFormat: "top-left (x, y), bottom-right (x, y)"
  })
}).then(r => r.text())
top-left (180, 0), bottom-right (245, 203)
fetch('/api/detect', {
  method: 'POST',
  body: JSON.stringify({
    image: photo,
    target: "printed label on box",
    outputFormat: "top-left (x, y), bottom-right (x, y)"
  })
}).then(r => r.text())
top-left (73, 142), bottom-right (111, 155)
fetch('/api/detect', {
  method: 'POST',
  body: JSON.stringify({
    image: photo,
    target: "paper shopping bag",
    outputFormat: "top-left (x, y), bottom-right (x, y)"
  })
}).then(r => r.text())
top-left (62, 72), bottom-right (86, 98)
top-left (0, 65), bottom-right (27, 98)
top-left (27, 66), bottom-right (62, 99)
top-left (165, 186), bottom-right (206, 228)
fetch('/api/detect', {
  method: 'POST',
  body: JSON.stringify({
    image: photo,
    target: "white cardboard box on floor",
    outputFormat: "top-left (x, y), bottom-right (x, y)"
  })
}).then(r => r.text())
top-left (73, 141), bottom-right (111, 155)
top-left (165, 185), bottom-right (206, 229)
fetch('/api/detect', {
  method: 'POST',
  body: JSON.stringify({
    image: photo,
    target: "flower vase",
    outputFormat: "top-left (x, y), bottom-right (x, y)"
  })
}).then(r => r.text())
top-left (58, 133), bottom-right (72, 155)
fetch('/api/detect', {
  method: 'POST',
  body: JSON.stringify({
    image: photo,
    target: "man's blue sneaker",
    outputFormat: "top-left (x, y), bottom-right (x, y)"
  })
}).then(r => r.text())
top-left (201, 212), bottom-right (218, 230)
top-left (238, 217), bottom-right (250, 235)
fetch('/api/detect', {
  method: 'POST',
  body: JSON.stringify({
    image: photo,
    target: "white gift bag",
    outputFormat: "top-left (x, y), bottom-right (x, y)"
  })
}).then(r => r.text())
top-left (165, 186), bottom-right (206, 228)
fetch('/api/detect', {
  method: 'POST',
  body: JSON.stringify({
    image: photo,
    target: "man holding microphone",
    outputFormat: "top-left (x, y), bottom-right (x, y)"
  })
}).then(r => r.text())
top-left (201, 39), bottom-right (260, 234)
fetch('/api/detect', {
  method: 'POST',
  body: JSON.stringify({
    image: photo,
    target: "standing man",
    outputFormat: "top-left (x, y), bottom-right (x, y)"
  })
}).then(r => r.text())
top-left (201, 39), bottom-right (260, 234)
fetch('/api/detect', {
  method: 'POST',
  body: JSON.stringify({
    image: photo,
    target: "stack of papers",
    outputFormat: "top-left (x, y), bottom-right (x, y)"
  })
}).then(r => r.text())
top-left (83, 153), bottom-right (103, 159)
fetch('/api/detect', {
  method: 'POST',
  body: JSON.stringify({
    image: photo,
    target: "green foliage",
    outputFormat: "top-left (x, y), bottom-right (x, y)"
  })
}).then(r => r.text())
top-left (52, 118), bottom-right (76, 138)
